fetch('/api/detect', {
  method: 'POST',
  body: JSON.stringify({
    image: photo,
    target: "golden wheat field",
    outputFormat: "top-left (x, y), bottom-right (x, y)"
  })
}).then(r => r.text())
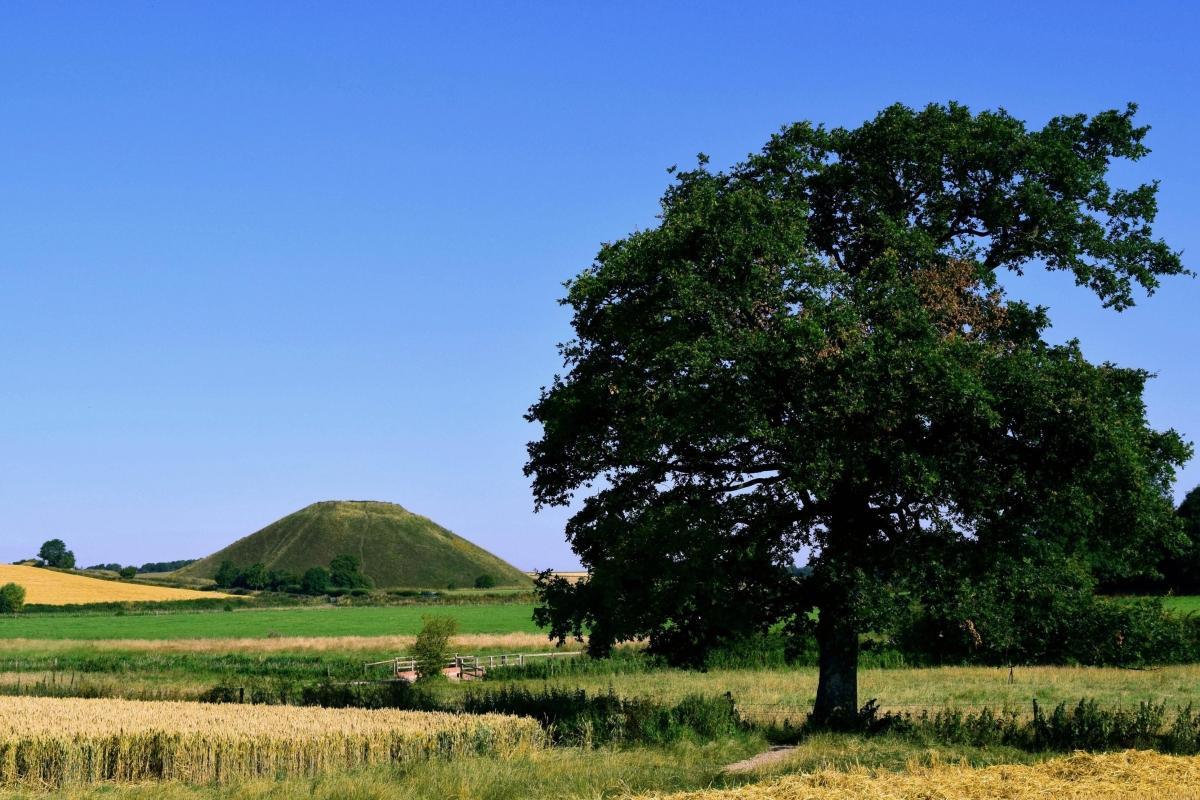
top-left (0, 696), bottom-right (543, 787)
top-left (635, 750), bottom-right (1200, 800)
top-left (0, 565), bottom-right (226, 605)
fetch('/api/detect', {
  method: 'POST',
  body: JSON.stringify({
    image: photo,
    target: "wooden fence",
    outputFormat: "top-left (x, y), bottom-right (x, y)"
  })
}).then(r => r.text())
top-left (363, 650), bottom-right (582, 680)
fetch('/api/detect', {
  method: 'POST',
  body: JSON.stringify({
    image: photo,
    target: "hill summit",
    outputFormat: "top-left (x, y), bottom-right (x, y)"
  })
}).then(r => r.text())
top-left (177, 500), bottom-right (529, 589)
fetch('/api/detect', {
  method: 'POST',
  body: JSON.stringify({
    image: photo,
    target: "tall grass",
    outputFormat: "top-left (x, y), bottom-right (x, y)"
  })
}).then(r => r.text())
top-left (0, 696), bottom-right (542, 787)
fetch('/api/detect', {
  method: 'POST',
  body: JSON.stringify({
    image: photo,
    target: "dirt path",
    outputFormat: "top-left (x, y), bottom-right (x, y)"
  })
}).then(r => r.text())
top-left (722, 745), bottom-right (799, 774)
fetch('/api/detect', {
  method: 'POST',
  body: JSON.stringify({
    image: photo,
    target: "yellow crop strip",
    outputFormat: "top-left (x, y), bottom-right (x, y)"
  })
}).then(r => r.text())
top-left (0, 696), bottom-right (543, 787)
top-left (636, 750), bottom-right (1200, 799)
top-left (0, 565), bottom-right (226, 605)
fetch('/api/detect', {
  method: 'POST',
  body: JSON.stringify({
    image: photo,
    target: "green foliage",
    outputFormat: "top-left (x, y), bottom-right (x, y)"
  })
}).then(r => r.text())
top-left (474, 574), bottom-right (496, 589)
top-left (233, 563), bottom-right (268, 590)
top-left (462, 687), bottom-right (745, 746)
top-left (0, 583), bottom-right (26, 614)
top-left (839, 699), bottom-right (1200, 755)
top-left (213, 560), bottom-right (239, 589)
top-left (525, 102), bottom-right (1191, 725)
top-left (38, 539), bottom-right (75, 569)
top-left (176, 500), bottom-right (530, 589)
top-left (329, 554), bottom-right (372, 590)
top-left (412, 615), bottom-right (458, 682)
top-left (1164, 486), bottom-right (1200, 592)
top-left (137, 559), bottom-right (197, 573)
top-left (301, 566), bottom-right (331, 595)
top-left (118, 566), bottom-right (138, 580)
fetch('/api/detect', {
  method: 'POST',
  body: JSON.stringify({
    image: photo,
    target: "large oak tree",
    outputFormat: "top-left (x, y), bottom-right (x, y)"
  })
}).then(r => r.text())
top-left (526, 103), bottom-right (1191, 726)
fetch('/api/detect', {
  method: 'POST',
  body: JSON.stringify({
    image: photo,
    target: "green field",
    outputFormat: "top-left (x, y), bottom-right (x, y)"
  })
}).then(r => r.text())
top-left (0, 603), bottom-right (539, 640)
top-left (1161, 595), bottom-right (1200, 614)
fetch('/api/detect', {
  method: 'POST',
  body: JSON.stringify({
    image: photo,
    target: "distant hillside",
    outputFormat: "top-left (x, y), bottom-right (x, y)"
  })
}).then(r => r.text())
top-left (0, 564), bottom-right (227, 606)
top-left (176, 500), bottom-right (530, 589)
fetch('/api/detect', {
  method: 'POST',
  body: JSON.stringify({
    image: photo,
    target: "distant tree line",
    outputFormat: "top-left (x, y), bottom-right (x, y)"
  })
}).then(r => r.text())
top-left (83, 559), bottom-right (197, 575)
top-left (213, 554), bottom-right (373, 595)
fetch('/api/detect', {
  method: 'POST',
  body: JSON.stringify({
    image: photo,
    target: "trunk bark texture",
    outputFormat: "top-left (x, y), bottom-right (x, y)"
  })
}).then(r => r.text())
top-left (811, 602), bottom-right (859, 728)
top-left (810, 493), bottom-right (864, 729)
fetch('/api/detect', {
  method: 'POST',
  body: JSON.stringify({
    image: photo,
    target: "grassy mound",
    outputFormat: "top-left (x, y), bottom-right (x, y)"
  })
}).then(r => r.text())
top-left (176, 500), bottom-right (530, 589)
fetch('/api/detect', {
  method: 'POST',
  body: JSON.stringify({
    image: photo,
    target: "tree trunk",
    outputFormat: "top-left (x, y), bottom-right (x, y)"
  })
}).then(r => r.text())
top-left (811, 604), bottom-right (859, 728)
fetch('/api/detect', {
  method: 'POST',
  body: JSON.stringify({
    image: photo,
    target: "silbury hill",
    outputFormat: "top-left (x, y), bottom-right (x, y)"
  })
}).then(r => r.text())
top-left (176, 500), bottom-right (530, 589)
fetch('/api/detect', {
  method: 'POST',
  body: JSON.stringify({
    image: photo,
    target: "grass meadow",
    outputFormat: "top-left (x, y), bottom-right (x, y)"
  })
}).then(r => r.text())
top-left (1, 598), bottom-right (1198, 797)
top-left (0, 603), bottom-right (539, 640)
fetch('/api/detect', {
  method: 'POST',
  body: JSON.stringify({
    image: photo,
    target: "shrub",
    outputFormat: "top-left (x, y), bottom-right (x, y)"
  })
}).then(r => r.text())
top-left (118, 566), bottom-right (137, 580)
top-left (301, 566), bottom-right (331, 595)
top-left (824, 698), bottom-right (1200, 755)
top-left (462, 687), bottom-right (745, 746)
top-left (0, 583), bottom-right (25, 613)
top-left (233, 563), bottom-right (268, 590)
top-left (474, 574), bottom-right (496, 589)
top-left (329, 554), bottom-right (372, 590)
top-left (213, 561), bottom-right (239, 588)
top-left (412, 615), bottom-right (458, 682)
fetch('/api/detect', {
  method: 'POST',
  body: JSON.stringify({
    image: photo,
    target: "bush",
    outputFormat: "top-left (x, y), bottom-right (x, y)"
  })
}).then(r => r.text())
top-left (330, 554), bottom-right (372, 590)
top-left (462, 687), bottom-right (745, 746)
top-left (906, 595), bottom-right (1200, 667)
top-left (301, 566), bottom-right (331, 595)
top-left (412, 615), bottom-right (458, 682)
top-left (474, 574), bottom-right (496, 589)
top-left (213, 560), bottom-right (239, 589)
top-left (118, 566), bottom-right (137, 580)
top-left (836, 698), bottom-right (1200, 755)
top-left (0, 583), bottom-right (26, 613)
top-left (233, 563), bottom-right (268, 590)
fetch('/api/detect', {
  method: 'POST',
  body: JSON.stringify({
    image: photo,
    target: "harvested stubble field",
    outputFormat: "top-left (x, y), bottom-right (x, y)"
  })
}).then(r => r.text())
top-left (0, 696), bottom-right (543, 787)
top-left (0, 566), bottom-right (226, 605)
top-left (633, 750), bottom-right (1200, 799)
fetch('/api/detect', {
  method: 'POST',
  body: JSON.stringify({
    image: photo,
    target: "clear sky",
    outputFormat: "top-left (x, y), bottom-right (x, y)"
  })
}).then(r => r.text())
top-left (1, 2), bottom-right (1197, 571)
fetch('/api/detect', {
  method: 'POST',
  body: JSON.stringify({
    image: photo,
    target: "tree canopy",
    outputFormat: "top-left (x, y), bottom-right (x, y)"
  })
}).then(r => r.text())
top-left (37, 539), bottom-right (75, 569)
top-left (526, 102), bottom-right (1191, 726)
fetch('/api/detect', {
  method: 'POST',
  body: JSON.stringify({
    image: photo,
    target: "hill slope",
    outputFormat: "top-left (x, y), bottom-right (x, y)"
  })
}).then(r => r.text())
top-left (0, 565), bottom-right (228, 605)
top-left (177, 500), bottom-right (530, 589)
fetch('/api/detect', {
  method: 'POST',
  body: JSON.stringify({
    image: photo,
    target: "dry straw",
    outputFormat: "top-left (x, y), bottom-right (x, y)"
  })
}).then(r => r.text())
top-left (0, 695), bottom-right (543, 787)
top-left (637, 750), bottom-right (1200, 799)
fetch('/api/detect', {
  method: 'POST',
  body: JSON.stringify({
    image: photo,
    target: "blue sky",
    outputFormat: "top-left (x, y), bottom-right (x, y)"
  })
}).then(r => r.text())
top-left (1, 2), bottom-right (1197, 570)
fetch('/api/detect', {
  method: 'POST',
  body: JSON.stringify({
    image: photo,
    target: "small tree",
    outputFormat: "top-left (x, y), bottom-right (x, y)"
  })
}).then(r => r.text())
top-left (0, 583), bottom-right (26, 614)
top-left (213, 560), bottom-right (239, 589)
top-left (412, 615), bottom-right (458, 682)
top-left (38, 539), bottom-right (75, 569)
top-left (119, 566), bottom-right (138, 580)
top-left (474, 574), bottom-right (496, 589)
top-left (301, 566), bottom-right (331, 595)
top-left (329, 554), bottom-right (372, 589)
top-left (234, 563), bottom-right (268, 590)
